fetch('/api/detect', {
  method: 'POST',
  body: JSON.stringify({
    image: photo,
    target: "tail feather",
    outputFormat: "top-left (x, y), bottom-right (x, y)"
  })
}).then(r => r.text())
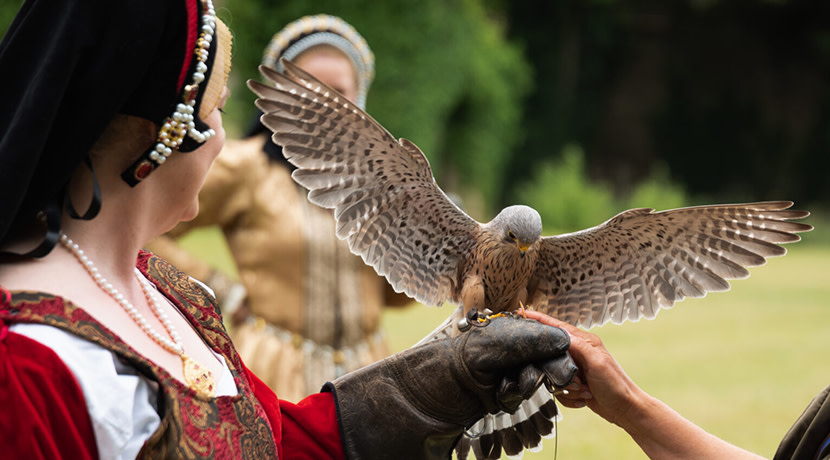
top-left (455, 387), bottom-right (561, 459)
top-left (529, 411), bottom-right (555, 441)
top-left (500, 426), bottom-right (524, 458)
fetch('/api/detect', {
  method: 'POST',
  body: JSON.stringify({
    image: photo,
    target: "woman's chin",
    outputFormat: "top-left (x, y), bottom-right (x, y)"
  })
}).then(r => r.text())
top-left (177, 204), bottom-right (200, 224)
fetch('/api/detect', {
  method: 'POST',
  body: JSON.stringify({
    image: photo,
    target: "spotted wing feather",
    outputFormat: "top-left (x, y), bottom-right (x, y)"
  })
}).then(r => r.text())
top-left (248, 61), bottom-right (481, 307)
top-left (529, 201), bottom-right (812, 329)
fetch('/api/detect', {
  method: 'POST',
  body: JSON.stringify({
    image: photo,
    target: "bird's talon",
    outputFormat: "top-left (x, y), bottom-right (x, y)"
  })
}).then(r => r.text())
top-left (482, 312), bottom-right (506, 321)
top-left (458, 309), bottom-right (516, 331)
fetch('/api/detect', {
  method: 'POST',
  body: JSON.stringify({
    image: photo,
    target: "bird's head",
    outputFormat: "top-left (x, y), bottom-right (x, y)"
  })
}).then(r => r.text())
top-left (489, 205), bottom-right (543, 254)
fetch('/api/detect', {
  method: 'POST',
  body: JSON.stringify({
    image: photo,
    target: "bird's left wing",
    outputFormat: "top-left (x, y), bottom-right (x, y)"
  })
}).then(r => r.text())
top-left (528, 201), bottom-right (812, 329)
top-left (248, 61), bottom-right (481, 307)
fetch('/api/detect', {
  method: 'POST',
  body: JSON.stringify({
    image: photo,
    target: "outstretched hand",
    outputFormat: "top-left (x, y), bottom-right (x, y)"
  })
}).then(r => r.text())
top-left (524, 310), bottom-right (766, 460)
top-left (523, 310), bottom-right (643, 426)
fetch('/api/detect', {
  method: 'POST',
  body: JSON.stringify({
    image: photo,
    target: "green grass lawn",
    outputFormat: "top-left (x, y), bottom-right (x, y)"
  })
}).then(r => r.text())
top-left (175, 226), bottom-right (828, 459)
top-left (383, 243), bottom-right (830, 459)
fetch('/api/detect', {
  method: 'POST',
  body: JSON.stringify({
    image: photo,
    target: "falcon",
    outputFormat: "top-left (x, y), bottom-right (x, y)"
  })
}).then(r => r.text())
top-left (248, 60), bottom-right (813, 460)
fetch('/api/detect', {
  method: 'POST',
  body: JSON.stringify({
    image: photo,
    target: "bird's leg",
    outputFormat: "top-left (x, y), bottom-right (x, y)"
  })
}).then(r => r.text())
top-left (460, 275), bottom-right (485, 315)
top-left (512, 288), bottom-right (527, 318)
top-left (517, 301), bottom-right (528, 318)
top-left (510, 288), bottom-right (529, 318)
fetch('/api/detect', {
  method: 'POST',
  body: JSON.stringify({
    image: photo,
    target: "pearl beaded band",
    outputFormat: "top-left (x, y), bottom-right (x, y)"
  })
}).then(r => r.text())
top-left (261, 15), bottom-right (374, 110)
top-left (121, 0), bottom-right (231, 186)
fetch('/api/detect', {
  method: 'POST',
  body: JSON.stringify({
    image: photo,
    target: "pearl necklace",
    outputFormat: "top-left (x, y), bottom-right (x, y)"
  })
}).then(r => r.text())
top-left (59, 233), bottom-right (216, 398)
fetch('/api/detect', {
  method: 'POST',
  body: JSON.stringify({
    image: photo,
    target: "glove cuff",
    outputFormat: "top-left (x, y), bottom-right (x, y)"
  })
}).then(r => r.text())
top-left (326, 362), bottom-right (463, 460)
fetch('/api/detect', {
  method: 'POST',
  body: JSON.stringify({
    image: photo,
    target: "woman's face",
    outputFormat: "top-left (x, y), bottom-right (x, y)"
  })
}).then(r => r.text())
top-left (160, 87), bottom-right (230, 227)
top-left (293, 48), bottom-right (358, 103)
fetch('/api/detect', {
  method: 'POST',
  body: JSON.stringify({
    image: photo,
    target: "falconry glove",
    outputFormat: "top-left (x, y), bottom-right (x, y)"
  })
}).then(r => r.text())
top-left (324, 315), bottom-right (576, 460)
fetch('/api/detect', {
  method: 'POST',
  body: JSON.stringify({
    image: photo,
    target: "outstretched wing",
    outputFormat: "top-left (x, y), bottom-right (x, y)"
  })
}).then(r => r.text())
top-left (449, 202), bottom-right (811, 459)
top-left (248, 61), bottom-right (481, 307)
top-left (529, 201), bottom-right (812, 329)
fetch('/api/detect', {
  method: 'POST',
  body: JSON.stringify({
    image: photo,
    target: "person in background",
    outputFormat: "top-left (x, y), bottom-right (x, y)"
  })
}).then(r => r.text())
top-left (148, 14), bottom-right (412, 403)
top-left (526, 310), bottom-right (830, 460)
top-left (0, 1), bottom-right (578, 457)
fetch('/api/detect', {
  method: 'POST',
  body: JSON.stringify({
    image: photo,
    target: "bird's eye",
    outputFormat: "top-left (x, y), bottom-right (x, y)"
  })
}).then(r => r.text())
top-left (508, 230), bottom-right (516, 241)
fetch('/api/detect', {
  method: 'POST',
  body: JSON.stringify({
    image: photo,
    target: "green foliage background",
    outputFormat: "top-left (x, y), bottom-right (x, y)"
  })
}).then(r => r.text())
top-left (221, 0), bottom-right (530, 215)
top-left (4, 0), bottom-right (828, 221)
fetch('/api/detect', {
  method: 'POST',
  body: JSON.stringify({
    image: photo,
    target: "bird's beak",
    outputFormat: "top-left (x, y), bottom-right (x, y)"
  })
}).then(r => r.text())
top-left (518, 244), bottom-right (529, 252)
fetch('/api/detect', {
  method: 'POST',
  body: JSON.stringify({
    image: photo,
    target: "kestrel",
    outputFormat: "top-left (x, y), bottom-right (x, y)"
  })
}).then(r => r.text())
top-left (248, 60), bottom-right (813, 460)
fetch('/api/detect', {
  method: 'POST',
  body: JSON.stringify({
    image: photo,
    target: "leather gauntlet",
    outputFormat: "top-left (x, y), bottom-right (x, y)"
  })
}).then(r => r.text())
top-left (325, 314), bottom-right (577, 460)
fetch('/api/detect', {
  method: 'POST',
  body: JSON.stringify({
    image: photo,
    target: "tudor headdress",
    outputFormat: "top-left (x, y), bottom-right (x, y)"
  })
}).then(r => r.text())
top-left (262, 14), bottom-right (374, 109)
top-left (0, 0), bottom-right (232, 255)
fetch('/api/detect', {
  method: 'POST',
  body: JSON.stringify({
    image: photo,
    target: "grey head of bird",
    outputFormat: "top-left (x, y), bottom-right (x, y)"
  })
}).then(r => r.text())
top-left (486, 205), bottom-right (543, 254)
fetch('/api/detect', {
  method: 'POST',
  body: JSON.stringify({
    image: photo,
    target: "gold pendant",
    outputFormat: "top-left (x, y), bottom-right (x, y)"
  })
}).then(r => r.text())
top-left (181, 354), bottom-right (216, 398)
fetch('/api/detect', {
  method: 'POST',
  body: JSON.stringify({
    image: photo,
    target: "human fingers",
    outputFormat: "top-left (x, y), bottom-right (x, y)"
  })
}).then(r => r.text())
top-left (554, 377), bottom-right (593, 409)
top-left (520, 312), bottom-right (619, 394)
top-left (522, 311), bottom-right (603, 346)
top-left (523, 310), bottom-right (578, 334)
top-left (522, 311), bottom-right (607, 357)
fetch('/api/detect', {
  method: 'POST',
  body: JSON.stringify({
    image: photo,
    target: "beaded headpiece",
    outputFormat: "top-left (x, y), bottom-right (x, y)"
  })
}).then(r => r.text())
top-left (121, 0), bottom-right (233, 186)
top-left (0, 0), bottom-right (232, 255)
top-left (262, 15), bottom-right (374, 109)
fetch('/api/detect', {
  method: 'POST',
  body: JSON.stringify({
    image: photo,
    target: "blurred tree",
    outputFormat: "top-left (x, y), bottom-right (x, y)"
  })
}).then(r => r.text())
top-left (223, 0), bottom-right (531, 217)
top-left (516, 143), bottom-right (616, 234)
top-left (654, 0), bottom-right (830, 208)
top-left (0, 0), bottom-right (24, 37)
top-left (515, 143), bottom-right (690, 235)
top-left (5, 0), bottom-right (828, 215)
top-left (502, 0), bottom-right (830, 210)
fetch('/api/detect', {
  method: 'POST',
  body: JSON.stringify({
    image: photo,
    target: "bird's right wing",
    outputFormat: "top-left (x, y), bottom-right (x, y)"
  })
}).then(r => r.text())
top-left (248, 61), bottom-right (481, 307)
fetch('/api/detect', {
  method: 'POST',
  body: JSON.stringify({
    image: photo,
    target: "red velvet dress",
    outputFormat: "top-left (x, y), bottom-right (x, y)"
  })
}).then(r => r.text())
top-left (0, 251), bottom-right (344, 459)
